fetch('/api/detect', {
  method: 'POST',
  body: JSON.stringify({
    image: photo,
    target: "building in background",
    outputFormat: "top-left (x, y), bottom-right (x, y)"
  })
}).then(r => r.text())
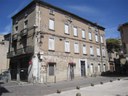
top-left (7, 0), bottom-right (109, 83)
top-left (0, 34), bottom-right (10, 74)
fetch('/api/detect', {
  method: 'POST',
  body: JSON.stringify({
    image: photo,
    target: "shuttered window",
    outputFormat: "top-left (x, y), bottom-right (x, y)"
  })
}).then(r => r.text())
top-left (82, 30), bottom-right (85, 38)
top-left (73, 27), bottom-right (78, 36)
top-left (97, 48), bottom-right (100, 56)
top-left (74, 42), bottom-right (79, 53)
top-left (90, 46), bottom-right (94, 55)
top-left (65, 41), bottom-right (70, 52)
top-left (64, 24), bottom-right (69, 34)
top-left (95, 34), bottom-right (98, 42)
top-left (89, 32), bottom-right (92, 40)
top-left (101, 36), bottom-right (103, 43)
top-left (49, 19), bottom-right (54, 30)
top-left (83, 44), bottom-right (87, 54)
top-left (48, 37), bottom-right (55, 50)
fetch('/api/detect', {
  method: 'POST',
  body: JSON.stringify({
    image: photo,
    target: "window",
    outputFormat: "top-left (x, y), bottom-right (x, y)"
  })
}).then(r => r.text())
top-left (49, 9), bottom-right (55, 15)
top-left (90, 46), bottom-right (94, 55)
top-left (98, 64), bottom-right (101, 72)
top-left (48, 37), bottom-right (55, 50)
top-left (82, 30), bottom-right (86, 39)
top-left (100, 36), bottom-right (103, 43)
top-left (65, 41), bottom-right (70, 52)
top-left (89, 32), bottom-right (92, 40)
top-left (95, 34), bottom-right (98, 42)
top-left (83, 44), bottom-right (87, 54)
top-left (90, 63), bottom-right (94, 74)
top-left (103, 64), bottom-right (106, 72)
top-left (73, 27), bottom-right (78, 36)
top-left (97, 48), bottom-right (100, 56)
top-left (24, 20), bottom-right (28, 29)
top-left (102, 48), bottom-right (105, 57)
top-left (49, 19), bottom-right (54, 30)
top-left (15, 26), bottom-right (18, 33)
top-left (74, 42), bottom-right (79, 53)
top-left (49, 63), bottom-right (55, 76)
top-left (64, 24), bottom-right (69, 34)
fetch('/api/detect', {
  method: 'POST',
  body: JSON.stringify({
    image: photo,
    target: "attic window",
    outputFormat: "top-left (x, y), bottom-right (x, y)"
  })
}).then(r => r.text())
top-left (24, 12), bottom-right (28, 18)
top-left (15, 20), bottom-right (18, 24)
top-left (49, 9), bottom-right (55, 15)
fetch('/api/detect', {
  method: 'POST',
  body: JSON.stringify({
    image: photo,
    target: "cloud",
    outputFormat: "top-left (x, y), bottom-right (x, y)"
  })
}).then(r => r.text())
top-left (66, 5), bottom-right (100, 16)
top-left (1, 23), bottom-right (12, 34)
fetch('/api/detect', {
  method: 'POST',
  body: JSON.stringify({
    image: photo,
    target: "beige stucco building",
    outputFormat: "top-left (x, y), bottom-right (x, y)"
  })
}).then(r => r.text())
top-left (8, 0), bottom-right (109, 83)
top-left (0, 34), bottom-right (10, 74)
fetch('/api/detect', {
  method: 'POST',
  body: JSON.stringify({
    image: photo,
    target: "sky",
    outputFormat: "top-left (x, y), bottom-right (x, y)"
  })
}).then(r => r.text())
top-left (0, 0), bottom-right (128, 38)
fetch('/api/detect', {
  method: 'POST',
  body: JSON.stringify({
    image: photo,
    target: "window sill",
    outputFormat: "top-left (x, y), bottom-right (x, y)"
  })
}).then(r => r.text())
top-left (49, 29), bottom-right (55, 31)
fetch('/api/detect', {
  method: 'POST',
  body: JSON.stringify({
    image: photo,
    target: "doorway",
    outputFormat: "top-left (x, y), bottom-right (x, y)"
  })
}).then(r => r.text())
top-left (81, 61), bottom-right (86, 77)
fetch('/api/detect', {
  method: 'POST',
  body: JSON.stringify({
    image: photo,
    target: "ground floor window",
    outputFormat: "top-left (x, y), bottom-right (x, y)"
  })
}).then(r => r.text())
top-left (48, 63), bottom-right (56, 76)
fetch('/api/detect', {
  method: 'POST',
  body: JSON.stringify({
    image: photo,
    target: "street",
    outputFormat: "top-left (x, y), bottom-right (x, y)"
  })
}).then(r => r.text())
top-left (0, 76), bottom-right (125, 96)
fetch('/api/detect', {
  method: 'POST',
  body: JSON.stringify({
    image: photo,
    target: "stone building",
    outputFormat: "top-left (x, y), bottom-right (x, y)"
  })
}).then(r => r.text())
top-left (118, 23), bottom-right (128, 55)
top-left (7, 0), bottom-right (109, 83)
top-left (0, 34), bottom-right (10, 74)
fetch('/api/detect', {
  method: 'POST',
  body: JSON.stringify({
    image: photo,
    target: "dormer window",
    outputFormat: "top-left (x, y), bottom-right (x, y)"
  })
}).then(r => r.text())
top-left (49, 9), bottom-right (55, 15)
top-left (24, 12), bottom-right (28, 18)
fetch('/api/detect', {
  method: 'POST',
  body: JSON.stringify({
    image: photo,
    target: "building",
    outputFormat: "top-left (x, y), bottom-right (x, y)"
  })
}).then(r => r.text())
top-left (7, 0), bottom-right (109, 83)
top-left (0, 34), bottom-right (10, 74)
top-left (118, 23), bottom-right (128, 55)
top-left (118, 23), bottom-right (128, 75)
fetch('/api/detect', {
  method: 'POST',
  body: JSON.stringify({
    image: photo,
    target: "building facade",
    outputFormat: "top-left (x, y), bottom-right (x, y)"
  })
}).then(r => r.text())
top-left (0, 34), bottom-right (10, 74)
top-left (8, 0), bottom-right (109, 83)
top-left (118, 23), bottom-right (128, 55)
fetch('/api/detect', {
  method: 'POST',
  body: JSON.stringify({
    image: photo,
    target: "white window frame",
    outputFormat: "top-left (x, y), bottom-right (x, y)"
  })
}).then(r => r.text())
top-left (102, 48), bottom-right (105, 57)
top-left (64, 24), bottom-right (69, 34)
top-left (74, 42), bottom-right (79, 53)
top-left (101, 36), bottom-right (103, 43)
top-left (97, 48), bottom-right (100, 56)
top-left (90, 46), bottom-right (94, 55)
top-left (89, 32), bottom-right (92, 40)
top-left (82, 30), bottom-right (86, 39)
top-left (83, 44), bottom-right (87, 55)
top-left (73, 27), bottom-right (78, 36)
top-left (65, 41), bottom-right (70, 52)
top-left (95, 34), bottom-right (98, 42)
top-left (48, 37), bottom-right (55, 50)
top-left (49, 19), bottom-right (55, 30)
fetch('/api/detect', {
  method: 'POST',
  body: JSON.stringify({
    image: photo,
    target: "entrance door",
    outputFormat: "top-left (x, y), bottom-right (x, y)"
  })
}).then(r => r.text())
top-left (81, 61), bottom-right (86, 76)
top-left (70, 65), bottom-right (74, 80)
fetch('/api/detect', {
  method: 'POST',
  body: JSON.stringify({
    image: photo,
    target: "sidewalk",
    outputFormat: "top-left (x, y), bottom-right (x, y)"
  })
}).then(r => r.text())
top-left (45, 78), bottom-right (128, 96)
top-left (0, 76), bottom-right (127, 96)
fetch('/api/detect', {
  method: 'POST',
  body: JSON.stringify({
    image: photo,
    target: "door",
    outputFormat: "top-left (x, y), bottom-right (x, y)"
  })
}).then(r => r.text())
top-left (81, 61), bottom-right (86, 76)
top-left (70, 65), bottom-right (74, 80)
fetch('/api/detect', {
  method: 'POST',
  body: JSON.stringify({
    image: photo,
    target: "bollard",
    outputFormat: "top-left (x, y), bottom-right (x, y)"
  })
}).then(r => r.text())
top-left (100, 82), bottom-right (103, 84)
top-left (56, 89), bottom-right (61, 93)
top-left (91, 83), bottom-right (94, 86)
top-left (76, 86), bottom-right (80, 90)
top-left (76, 93), bottom-right (81, 96)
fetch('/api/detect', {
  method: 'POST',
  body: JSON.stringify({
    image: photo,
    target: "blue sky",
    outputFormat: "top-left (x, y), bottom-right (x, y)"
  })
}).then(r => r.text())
top-left (0, 0), bottom-right (128, 38)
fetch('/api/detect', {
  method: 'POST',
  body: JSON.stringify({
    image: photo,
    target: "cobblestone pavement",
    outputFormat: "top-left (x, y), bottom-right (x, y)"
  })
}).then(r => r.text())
top-left (45, 78), bottom-right (128, 96)
top-left (0, 76), bottom-right (126, 96)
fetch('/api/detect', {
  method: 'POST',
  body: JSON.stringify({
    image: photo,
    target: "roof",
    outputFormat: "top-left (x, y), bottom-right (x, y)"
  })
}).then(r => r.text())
top-left (12, 0), bottom-right (105, 30)
top-left (118, 22), bottom-right (128, 31)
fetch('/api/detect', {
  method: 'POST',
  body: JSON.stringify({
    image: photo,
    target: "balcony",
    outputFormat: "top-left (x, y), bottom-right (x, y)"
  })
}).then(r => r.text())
top-left (12, 33), bottom-right (18, 41)
top-left (7, 46), bottom-right (34, 58)
top-left (20, 28), bottom-right (28, 36)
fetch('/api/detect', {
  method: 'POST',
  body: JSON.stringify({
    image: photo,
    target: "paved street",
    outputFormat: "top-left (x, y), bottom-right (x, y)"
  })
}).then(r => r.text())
top-left (0, 76), bottom-right (127, 96)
